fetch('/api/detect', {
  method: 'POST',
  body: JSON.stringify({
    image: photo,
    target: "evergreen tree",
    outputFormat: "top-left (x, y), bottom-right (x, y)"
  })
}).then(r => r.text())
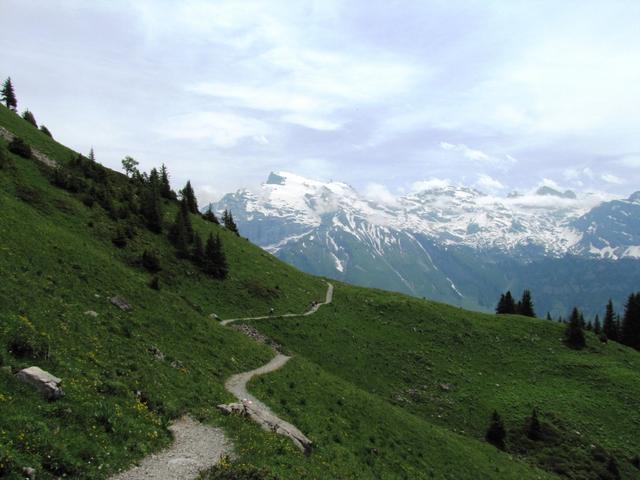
top-left (203, 205), bottom-right (219, 224)
top-left (179, 198), bottom-right (193, 241)
top-left (141, 168), bottom-right (163, 233)
top-left (546, 312), bottom-right (552, 321)
top-left (621, 292), bottom-right (640, 350)
top-left (603, 299), bottom-right (619, 342)
top-left (517, 290), bottom-right (536, 317)
top-left (160, 164), bottom-right (173, 199)
top-left (39, 125), bottom-right (52, 137)
top-left (496, 294), bottom-right (506, 314)
top-left (181, 180), bottom-right (198, 214)
top-left (222, 209), bottom-right (239, 235)
top-left (22, 110), bottom-right (37, 127)
top-left (485, 410), bottom-right (506, 450)
top-left (526, 408), bottom-right (543, 441)
top-left (169, 213), bottom-right (190, 258)
top-left (203, 234), bottom-right (228, 279)
top-left (593, 314), bottom-right (601, 335)
top-left (1, 77), bottom-right (17, 111)
top-left (565, 307), bottom-right (586, 349)
top-left (503, 291), bottom-right (516, 314)
top-left (606, 456), bottom-right (621, 480)
top-left (191, 232), bottom-right (205, 266)
top-left (88, 148), bottom-right (96, 162)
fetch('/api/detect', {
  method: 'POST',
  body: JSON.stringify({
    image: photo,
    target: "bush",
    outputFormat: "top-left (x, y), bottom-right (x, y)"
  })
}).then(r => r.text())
top-left (8, 137), bottom-right (32, 159)
top-left (39, 124), bottom-right (52, 137)
top-left (485, 410), bottom-right (506, 449)
top-left (142, 250), bottom-right (161, 272)
top-left (149, 276), bottom-right (160, 290)
top-left (6, 318), bottom-right (49, 360)
top-left (112, 228), bottom-right (127, 248)
top-left (198, 457), bottom-right (279, 480)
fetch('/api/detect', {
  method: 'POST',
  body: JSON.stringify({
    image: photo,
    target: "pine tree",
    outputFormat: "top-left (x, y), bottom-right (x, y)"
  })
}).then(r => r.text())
top-left (22, 110), bottom-right (37, 127)
top-left (503, 291), bottom-right (516, 314)
top-left (1, 77), bottom-right (17, 111)
top-left (485, 410), bottom-right (506, 449)
top-left (546, 312), bottom-right (552, 321)
top-left (565, 307), bottom-right (586, 349)
top-left (168, 201), bottom-right (193, 258)
top-left (517, 290), bottom-right (535, 317)
top-left (191, 232), bottom-right (205, 266)
top-left (621, 292), bottom-right (640, 350)
top-left (526, 409), bottom-right (543, 441)
top-left (181, 181), bottom-right (198, 214)
top-left (496, 294), bottom-right (506, 314)
top-left (39, 125), bottom-right (52, 137)
top-left (603, 299), bottom-right (619, 342)
top-left (141, 168), bottom-right (163, 233)
top-left (179, 198), bottom-right (193, 241)
top-left (203, 205), bottom-right (219, 224)
top-left (593, 314), bottom-right (601, 335)
top-left (160, 164), bottom-right (173, 199)
top-left (203, 234), bottom-right (228, 279)
top-left (222, 209), bottom-right (239, 235)
top-left (88, 148), bottom-right (96, 162)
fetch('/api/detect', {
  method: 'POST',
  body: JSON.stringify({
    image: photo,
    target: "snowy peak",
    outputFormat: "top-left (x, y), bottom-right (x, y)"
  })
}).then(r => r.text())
top-left (535, 186), bottom-right (577, 199)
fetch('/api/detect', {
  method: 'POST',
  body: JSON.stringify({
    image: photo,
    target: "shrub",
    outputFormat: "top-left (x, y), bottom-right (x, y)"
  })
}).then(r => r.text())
top-left (149, 276), bottom-right (160, 290)
top-left (526, 409), bottom-right (543, 441)
top-left (39, 124), bottom-right (52, 137)
top-left (142, 250), bottom-right (161, 272)
top-left (198, 457), bottom-right (279, 480)
top-left (0, 147), bottom-right (9, 169)
top-left (6, 318), bottom-right (49, 360)
top-left (485, 410), bottom-right (506, 449)
top-left (8, 137), bottom-right (32, 159)
top-left (112, 228), bottom-right (127, 248)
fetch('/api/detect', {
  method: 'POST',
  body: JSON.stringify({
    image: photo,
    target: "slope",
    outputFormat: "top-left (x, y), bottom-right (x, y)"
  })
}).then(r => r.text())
top-left (0, 106), bottom-right (562, 479)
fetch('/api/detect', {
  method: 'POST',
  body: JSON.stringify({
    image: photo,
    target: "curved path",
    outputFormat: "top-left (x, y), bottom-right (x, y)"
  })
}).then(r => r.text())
top-left (110, 416), bottom-right (232, 480)
top-left (217, 282), bottom-right (334, 452)
top-left (220, 282), bottom-right (333, 326)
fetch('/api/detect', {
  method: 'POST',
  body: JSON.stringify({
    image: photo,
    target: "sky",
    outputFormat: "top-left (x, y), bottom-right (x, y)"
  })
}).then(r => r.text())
top-left (1, 0), bottom-right (640, 204)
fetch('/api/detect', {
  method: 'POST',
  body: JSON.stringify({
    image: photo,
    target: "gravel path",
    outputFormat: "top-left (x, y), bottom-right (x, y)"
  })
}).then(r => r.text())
top-left (110, 416), bottom-right (232, 480)
top-left (220, 282), bottom-right (333, 326)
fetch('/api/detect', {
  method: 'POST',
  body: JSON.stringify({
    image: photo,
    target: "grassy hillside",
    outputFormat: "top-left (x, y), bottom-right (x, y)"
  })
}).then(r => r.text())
top-left (1, 105), bottom-right (639, 479)
top-left (248, 285), bottom-right (640, 478)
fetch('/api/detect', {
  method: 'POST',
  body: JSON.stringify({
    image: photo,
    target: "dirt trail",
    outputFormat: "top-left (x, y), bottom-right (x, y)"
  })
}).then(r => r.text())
top-left (220, 282), bottom-right (333, 326)
top-left (110, 416), bottom-right (232, 480)
top-left (217, 282), bottom-right (334, 452)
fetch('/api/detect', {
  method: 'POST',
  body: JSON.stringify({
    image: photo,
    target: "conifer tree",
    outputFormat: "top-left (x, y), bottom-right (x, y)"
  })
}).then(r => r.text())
top-left (222, 209), bottom-right (239, 235)
top-left (546, 312), bottom-right (552, 321)
top-left (181, 181), bottom-right (198, 214)
top-left (160, 164), bottom-right (173, 199)
top-left (603, 299), bottom-right (619, 342)
top-left (39, 125), bottom-right (52, 137)
top-left (22, 110), bottom-right (37, 127)
top-left (203, 205), bottom-right (219, 224)
top-left (593, 314), bottom-right (601, 335)
top-left (496, 294), bottom-right (506, 314)
top-left (565, 307), bottom-right (586, 349)
top-left (141, 168), bottom-right (163, 233)
top-left (1, 77), bottom-right (17, 111)
top-left (191, 232), bottom-right (205, 266)
top-left (179, 198), bottom-right (193, 241)
top-left (203, 234), bottom-right (228, 279)
top-left (526, 409), bottom-right (543, 441)
top-left (517, 290), bottom-right (535, 317)
top-left (485, 410), bottom-right (506, 450)
top-left (621, 292), bottom-right (640, 350)
top-left (88, 148), bottom-right (96, 162)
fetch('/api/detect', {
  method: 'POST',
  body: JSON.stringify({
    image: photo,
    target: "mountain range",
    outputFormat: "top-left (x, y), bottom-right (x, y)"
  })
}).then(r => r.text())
top-left (207, 171), bottom-right (640, 317)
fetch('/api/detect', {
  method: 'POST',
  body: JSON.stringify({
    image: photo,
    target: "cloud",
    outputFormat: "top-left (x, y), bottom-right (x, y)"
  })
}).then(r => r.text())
top-left (439, 142), bottom-right (517, 166)
top-left (364, 183), bottom-right (398, 205)
top-left (475, 174), bottom-right (504, 192)
top-left (601, 173), bottom-right (624, 184)
top-left (157, 111), bottom-right (271, 148)
top-left (411, 178), bottom-right (451, 192)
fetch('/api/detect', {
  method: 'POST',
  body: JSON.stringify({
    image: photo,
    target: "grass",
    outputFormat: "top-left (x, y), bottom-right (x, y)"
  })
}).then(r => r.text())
top-left (1, 104), bottom-right (640, 479)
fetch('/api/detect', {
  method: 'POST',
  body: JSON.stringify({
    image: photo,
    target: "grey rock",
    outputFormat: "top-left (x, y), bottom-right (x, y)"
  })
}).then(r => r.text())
top-left (16, 366), bottom-right (64, 400)
top-left (84, 310), bottom-right (98, 317)
top-left (110, 296), bottom-right (131, 311)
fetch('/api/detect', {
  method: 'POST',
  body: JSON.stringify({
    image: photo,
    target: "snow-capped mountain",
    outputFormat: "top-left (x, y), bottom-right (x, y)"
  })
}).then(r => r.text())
top-left (206, 172), bottom-right (640, 316)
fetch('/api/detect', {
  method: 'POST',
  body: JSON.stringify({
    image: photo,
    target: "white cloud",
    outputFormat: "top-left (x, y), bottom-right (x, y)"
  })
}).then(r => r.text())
top-left (475, 174), bottom-right (505, 192)
top-left (364, 183), bottom-right (398, 205)
top-left (601, 173), bottom-right (624, 184)
top-left (439, 142), bottom-right (516, 167)
top-left (157, 111), bottom-right (271, 148)
top-left (411, 178), bottom-right (451, 192)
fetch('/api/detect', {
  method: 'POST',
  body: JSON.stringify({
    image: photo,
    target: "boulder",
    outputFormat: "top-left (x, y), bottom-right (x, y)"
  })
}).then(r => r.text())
top-left (16, 366), bottom-right (64, 400)
top-left (109, 296), bottom-right (131, 311)
top-left (84, 310), bottom-right (98, 317)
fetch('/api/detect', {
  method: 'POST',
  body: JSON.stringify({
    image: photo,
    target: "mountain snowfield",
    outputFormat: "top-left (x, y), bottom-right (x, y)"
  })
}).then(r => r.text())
top-left (207, 172), bottom-right (640, 316)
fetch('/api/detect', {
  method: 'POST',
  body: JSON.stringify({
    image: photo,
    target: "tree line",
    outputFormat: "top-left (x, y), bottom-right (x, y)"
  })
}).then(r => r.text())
top-left (1, 77), bottom-right (53, 137)
top-left (496, 289), bottom-right (640, 352)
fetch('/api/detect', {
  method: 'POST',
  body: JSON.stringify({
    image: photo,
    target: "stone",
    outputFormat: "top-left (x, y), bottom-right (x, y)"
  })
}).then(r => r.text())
top-left (22, 467), bottom-right (36, 479)
top-left (84, 310), bottom-right (98, 317)
top-left (110, 296), bottom-right (131, 311)
top-left (16, 366), bottom-right (64, 400)
top-left (209, 313), bottom-right (220, 321)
